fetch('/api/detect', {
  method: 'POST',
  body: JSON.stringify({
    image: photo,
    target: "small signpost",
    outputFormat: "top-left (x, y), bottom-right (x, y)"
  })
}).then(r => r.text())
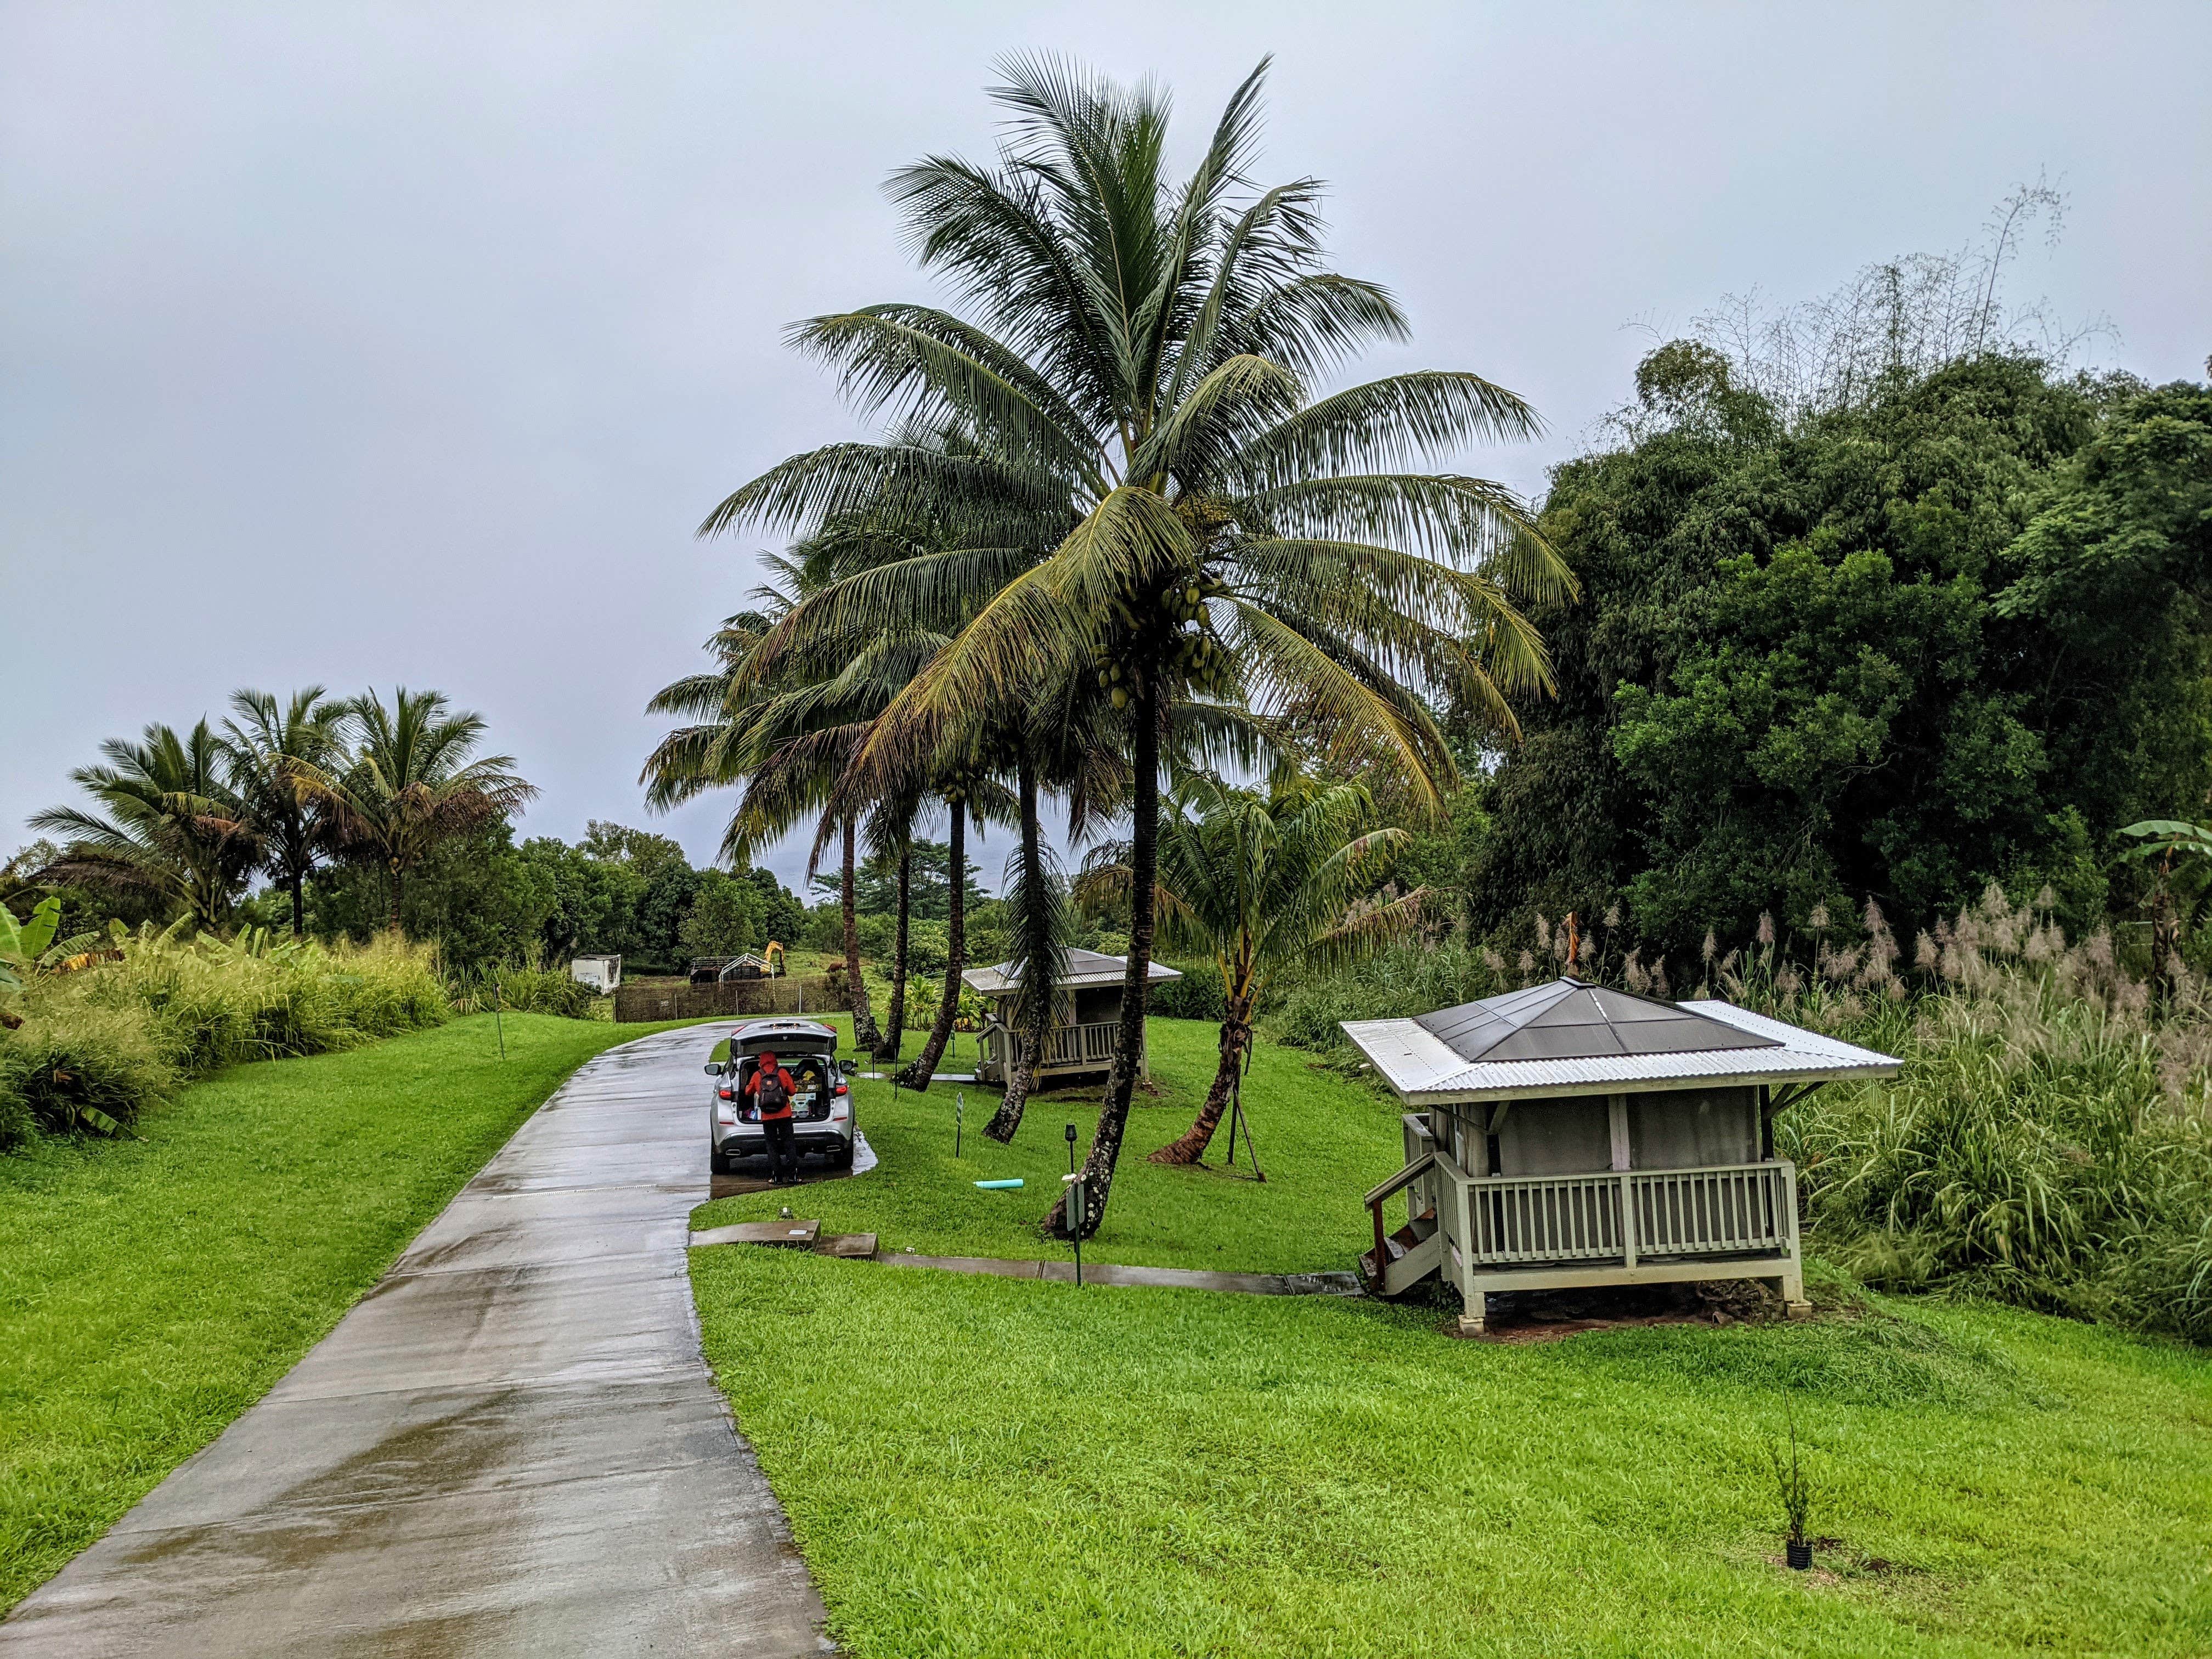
top-left (955, 1090), bottom-right (964, 1158)
top-left (1062, 1171), bottom-right (1086, 1286)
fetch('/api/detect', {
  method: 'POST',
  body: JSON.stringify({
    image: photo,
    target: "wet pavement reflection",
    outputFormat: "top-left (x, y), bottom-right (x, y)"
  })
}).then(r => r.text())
top-left (0, 1028), bottom-right (832, 1658)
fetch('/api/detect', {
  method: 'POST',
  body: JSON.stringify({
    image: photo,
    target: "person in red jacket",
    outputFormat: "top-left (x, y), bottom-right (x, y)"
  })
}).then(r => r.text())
top-left (747, 1048), bottom-right (800, 1184)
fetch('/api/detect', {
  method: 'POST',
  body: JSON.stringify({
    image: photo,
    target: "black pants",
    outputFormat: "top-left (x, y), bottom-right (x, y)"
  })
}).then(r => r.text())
top-left (761, 1116), bottom-right (799, 1182)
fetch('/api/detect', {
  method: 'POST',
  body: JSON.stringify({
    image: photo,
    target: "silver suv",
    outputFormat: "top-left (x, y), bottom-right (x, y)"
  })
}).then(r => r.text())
top-left (705, 1018), bottom-right (856, 1174)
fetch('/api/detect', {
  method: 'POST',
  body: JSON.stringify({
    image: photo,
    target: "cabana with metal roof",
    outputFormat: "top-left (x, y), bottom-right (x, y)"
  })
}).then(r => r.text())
top-left (963, 948), bottom-right (1182, 1085)
top-left (1342, 977), bottom-right (1900, 1334)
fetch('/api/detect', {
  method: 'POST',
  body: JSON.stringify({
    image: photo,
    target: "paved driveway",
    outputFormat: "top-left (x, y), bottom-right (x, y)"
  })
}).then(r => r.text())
top-left (1, 1028), bottom-right (831, 1658)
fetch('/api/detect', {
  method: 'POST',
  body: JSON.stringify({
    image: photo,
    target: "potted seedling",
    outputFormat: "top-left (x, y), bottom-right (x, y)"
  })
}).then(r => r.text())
top-left (1768, 1407), bottom-right (1815, 1570)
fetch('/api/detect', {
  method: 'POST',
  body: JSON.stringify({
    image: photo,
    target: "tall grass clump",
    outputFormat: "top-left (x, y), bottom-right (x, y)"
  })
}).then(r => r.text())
top-left (1271, 938), bottom-right (1515, 1057)
top-left (449, 964), bottom-right (603, 1020)
top-left (0, 922), bottom-right (448, 1146)
top-left (1759, 889), bottom-right (2212, 1344)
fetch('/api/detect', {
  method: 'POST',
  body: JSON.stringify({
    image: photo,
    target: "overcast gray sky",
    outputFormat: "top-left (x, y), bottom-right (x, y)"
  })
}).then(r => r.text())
top-left (4, 2), bottom-right (2207, 893)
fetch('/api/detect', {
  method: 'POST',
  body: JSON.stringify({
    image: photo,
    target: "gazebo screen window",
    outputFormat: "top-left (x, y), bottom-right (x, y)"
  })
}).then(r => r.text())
top-left (1496, 1093), bottom-right (1612, 1176)
top-left (1628, 1086), bottom-right (1759, 1170)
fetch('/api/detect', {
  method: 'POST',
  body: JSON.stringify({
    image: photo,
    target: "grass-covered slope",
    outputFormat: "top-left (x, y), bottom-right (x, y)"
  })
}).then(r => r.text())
top-left (0, 1013), bottom-right (679, 1610)
top-left (692, 1247), bottom-right (2212, 1658)
top-left (691, 1017), bottom-right (1403, 1274)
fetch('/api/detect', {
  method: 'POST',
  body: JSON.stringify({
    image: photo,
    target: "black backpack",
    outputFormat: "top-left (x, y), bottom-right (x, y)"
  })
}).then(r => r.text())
top-left (755, 1068), bottom-right (790, 1115)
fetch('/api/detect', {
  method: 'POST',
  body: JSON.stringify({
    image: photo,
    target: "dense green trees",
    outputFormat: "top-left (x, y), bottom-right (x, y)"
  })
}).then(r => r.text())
top-left (300, 821), bottom-right (803, 973)
top-left (1466, 356), bottom-right (2212, 964)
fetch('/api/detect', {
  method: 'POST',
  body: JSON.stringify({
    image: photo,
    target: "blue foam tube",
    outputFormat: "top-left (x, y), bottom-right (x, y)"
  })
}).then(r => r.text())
top-left (972, 1178), bottom-right (1024, 1190)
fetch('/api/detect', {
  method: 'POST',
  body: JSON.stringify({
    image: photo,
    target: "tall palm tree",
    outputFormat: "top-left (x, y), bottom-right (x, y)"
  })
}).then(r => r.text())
top-left (641, 561), bottom-right (928, 1043)
top-left (865, 793), bottom-right (922, 1060)
top-left (308, 689), bottom-right (535, 933)
top-left (653, 421), bottom-right (1066, 1051)
top-left (1084, 774), bottom-right (1423, 1166)
top-left (31, 720), bottom-right (257, 930)
top-left (220, 687), bottom-right (346, 936)
top-left (706, 57), bottom-right (1569, 1235)
top-left (895, 780), bottom-right (975, 1088)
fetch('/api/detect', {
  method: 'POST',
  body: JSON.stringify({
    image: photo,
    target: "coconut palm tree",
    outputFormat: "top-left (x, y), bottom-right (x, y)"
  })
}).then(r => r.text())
top-left (704, 57), bottom-right (1568, 1235)
top-left (653, 419), bottom-right (1077, 1053)
top-left (641, 561), bottom-right (935, 1048)
top-left (1083, 774), bottom-right (1423, 1166)
top-left (865, 793), bottom-right (922, 1060)
top-left (31, 720), bottom-right (258, 930)
top-left (308, 689), bottom-right (535, 933)
top-left (895, 776), bottom-right (980, 1088)
top-left (220, 687), bottom-right (346, 936)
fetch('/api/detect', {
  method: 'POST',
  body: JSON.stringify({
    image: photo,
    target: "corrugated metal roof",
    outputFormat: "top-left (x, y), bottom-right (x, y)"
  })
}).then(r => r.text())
top-left (962, 947), bottom-right (1183, 996)
top-left (1343, 991), bottom-right (1900, 1104)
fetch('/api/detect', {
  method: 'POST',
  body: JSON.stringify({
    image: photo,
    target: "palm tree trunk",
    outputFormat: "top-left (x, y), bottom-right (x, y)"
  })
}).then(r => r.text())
top-left (289, 866), bottom-right (307, 939)
top-left (1056, 678), bottom-right (1160, 1240)
top-left (899, 805), bottom-right (964, 1089)
top-left (842, 817), bottom-right (881, 1050)
top-left (1150, 994), bottom-right (1251, 1165)
top-left (874, 841), bottom-right (910, 1062)
top-left (386, 858), bottom-right (403, 934)
top-left (986, 752), bottom-right (1048, 1143)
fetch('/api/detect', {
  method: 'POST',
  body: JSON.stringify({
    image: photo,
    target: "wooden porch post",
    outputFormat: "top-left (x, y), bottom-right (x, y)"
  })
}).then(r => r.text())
top-left (1452, 1154), bottom-right (1484, 1338)
top-left (1778, 1157), bottom-right (1810, 1317)
top-left (1609, 1094), bottom-right (1637, 1268)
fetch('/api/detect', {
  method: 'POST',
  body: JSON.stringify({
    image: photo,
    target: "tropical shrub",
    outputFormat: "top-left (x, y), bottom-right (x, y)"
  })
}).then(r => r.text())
top-left (450, 964), bottom-right (601, 1020)
top-left (1147, 962), bottom-right (1230, 1025)
top-left (0, 924), bottom-right (448, 1145)
top-left (0, 998), bottom-right (178, 1140)
top-left (902, 977), bottom-right (989, 1035)
top-left (1769, 897), bottom-right (2212, 1343)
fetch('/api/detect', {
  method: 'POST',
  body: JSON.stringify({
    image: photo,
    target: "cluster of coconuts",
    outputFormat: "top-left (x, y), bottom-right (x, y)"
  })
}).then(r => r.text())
top-left (1092, 574), bottom-right (1231, 707)
top-left (1092, 652), bottom-right (1136, 709)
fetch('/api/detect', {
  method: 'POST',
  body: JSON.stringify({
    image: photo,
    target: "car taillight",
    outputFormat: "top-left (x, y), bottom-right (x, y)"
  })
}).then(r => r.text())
top-left (834, 1082), bottom-right (848, 1096)
top-left (718, 1087), bottom-right (733, 1101)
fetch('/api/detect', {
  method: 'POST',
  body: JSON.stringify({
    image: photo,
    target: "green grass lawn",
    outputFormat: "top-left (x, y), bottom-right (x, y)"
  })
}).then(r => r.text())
top-left (691, 1016), bottom-right (2212, 1656)
top-left (692, 1249), bottom-right (2212, 1657)
top-left (693, 1015), bottom-right (1403, 1273)
top-left (0, 1012), bottom-right (688, 1611)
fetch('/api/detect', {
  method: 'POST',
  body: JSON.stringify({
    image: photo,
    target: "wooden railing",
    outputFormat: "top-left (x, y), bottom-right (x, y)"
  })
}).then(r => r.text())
top-left (1632, 1164), bottom-right (1792, 1258)
top-left (1041, 1020), bottom-right (1122, 1066)
top-left (983, 1019), bottom-right (1126, 1071)
top-left (1364, 1150), bottom-right (1437, 1278)
top-left (1469, 1172), bottom-right (1626, 1264)
top-left (1462, 1162), bottom-right (1793, 1268)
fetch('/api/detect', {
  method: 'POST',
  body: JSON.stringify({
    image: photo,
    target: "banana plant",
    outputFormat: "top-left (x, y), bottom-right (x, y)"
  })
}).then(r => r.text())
top-left (0, 896), bottom-right (62, 1028)
top-left (2116, 819), bottom-right (2212, 1002)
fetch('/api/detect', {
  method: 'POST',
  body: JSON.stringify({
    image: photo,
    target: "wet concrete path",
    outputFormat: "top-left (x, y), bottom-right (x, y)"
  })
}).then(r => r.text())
top-left (1, 1028), bottom-right (831, 1658)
